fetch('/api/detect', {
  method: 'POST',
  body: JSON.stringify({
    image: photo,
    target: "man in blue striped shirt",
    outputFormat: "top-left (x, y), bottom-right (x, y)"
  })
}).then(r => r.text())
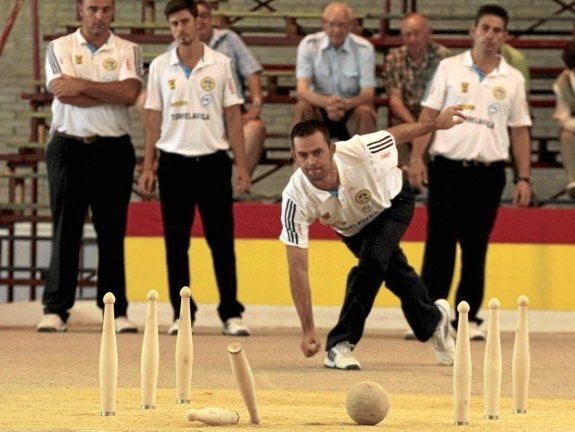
top-left (280, 106), bottom-right (463, 370)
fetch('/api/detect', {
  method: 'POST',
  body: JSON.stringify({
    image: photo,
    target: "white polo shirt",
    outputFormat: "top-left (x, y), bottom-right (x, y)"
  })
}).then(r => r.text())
top-left (422, 50), bottom-right (532, 162)
top-left (280, 131), bottom-right (402, 248)
top-left (145, 45), bottom-right (243, 156)
top-left (45, 29), bottom-right (143, 137)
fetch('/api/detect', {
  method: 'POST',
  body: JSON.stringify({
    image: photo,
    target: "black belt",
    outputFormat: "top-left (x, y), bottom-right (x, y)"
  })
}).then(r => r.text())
top-left (433, 155), bottom-right (506, 168)
top-left (55, 131), bottom-right (99, 144)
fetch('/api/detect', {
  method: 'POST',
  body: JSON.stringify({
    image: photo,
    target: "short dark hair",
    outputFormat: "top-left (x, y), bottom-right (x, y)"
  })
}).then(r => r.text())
top-left (196, 1), bottom-right (212, 11)
top-left (165, 0), bottom-right (198, 20)
top-left (563, 41), bottom-right (575, 69)
top-left (475, 4), bottom-right (509, 29)
top-left (290, 120), bottom-right (331, 149)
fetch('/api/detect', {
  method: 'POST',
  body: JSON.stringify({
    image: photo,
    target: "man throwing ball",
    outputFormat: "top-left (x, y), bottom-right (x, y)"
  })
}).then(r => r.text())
top-left (280, 106), bottom-right (464, 370)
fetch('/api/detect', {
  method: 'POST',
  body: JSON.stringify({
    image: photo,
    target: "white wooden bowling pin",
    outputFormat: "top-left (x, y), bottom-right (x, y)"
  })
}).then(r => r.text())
top-left (453, 301), bottom-right (471, 426)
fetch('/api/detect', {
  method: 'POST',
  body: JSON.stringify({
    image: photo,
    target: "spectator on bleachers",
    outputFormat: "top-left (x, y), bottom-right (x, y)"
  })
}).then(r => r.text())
top-left (292, 2), bottom-right (376, 140)
top-left (407, 4), bottom-right (532, 341)
top-left (196, 0), bottom-right (265, 177)
top-left (383, 12), bottom-right (450, 169)
top-left (37, 0), bottom-right (142, 333)
top-left (500, 42), bottom-right (531, 92)
top-left (552, 41), bottom-right (575, 199)
top-left (138, 0), bottom-right (252, 336)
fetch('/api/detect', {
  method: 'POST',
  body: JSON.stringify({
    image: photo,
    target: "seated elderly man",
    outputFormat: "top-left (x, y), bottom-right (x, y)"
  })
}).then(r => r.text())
top-left (292, 2), bottom-right (377, 140)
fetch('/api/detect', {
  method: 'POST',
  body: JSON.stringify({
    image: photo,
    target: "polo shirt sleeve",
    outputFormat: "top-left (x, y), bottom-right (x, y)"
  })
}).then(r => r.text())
top-left (355, 130), bottom-right (398, 171)
top-left (421, 58), bottom-right (448, 111)
top-left (280, 190), bottom-right (310, 248)
top-left (221, 57), bottom-right (244, 108)
top-left (144, 58), bottom-right (163, 111)
top-left (118, 42), bottom-right (144, 82)
top-left (45, 38), bottom-right (75, 87)
top-left (507, 75), bottom-right (532, 127)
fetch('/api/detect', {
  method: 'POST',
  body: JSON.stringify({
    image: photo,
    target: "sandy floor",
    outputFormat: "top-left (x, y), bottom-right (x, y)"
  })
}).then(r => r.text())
top-left (0, 323), bottom-right (573, 431)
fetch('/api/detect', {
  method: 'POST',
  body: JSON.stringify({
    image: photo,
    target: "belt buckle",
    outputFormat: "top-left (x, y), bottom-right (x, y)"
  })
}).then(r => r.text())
top-left (83, 135), bottom-right (98, 144)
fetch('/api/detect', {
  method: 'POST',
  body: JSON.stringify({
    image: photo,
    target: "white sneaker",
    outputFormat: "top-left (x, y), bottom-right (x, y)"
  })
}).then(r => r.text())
top-left (168, 318), bottom-right (180, 335)
top-left (115, 316), bottom-right (138, 334)
top-left (567, 181), bottom-right (575, 199)
top-left (403, 329), bottom-right (416, 340)
top-left (469, 322), bottom-right (486, 341)
top-left (431, 299), bottom-right (455, 366)
top-left (323, 341), bottom-right (361, 370)
top-left (222, 318), bottom-right (251, 336)
top-left (37, 313), bottom-right (67, 332)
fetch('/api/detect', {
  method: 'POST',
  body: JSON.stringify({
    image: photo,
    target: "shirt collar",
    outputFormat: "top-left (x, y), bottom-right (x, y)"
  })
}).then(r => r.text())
top-left (169, 43), bottom-right (215, 69)
top-left (74, 28), bottom-right (114, 51)
top-left (319, 32), bottom-right (351, 52)
top-left (463, 49), bottom-right (510, 77)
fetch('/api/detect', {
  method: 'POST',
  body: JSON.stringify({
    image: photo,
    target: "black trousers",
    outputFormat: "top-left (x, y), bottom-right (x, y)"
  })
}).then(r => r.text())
top-left (326, 181), bottom-right (441, 350)
top-left (157, 150), bottom-right (244, 323)
top-left (422, 156), bottom-right (506, 325)
top-left (43, 134), bottom-right (135, 321)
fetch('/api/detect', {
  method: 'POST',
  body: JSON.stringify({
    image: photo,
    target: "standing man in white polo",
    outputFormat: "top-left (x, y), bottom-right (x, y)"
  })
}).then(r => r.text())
top-left (138, 0), bottom-right (251, 336)
top-left (39, 0), bottom-right (143, 333)
top-left (408, 4), bottom-right (532, 340)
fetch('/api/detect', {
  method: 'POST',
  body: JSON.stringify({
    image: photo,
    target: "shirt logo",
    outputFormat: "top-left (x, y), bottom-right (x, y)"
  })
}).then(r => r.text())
top-left (320, 212), bottom-right (331, 220)
top-left (201, 94), bottom-right (212, 106)
top-left (200, 77), bottom-right (216, 91)
top-left (461, 82), bottom-right (469, 93)
top-left (355, 190), bottom-right (371, 205)
top-left (103, 58), bottom-right (118, 71)
top-left (493, 86), bottom-right (507, 100)
top-left (74, 55), bottom-right (83, 65)
top-left (488, 103), bottom-right (501, 113)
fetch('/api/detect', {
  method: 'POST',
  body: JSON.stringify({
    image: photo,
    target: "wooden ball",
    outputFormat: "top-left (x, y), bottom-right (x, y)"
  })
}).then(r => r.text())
top-left (346, 381), bottom-right (390, 425)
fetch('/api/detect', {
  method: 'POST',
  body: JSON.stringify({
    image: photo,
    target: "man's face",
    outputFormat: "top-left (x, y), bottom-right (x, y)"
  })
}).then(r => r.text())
top-left (78, 0), bottom-right (114, 39)
top-left (470, 14), bottom-right (507, 55)
top-left (400, 16), bottom-right (430, 58)
top-left (168, 9), bottom-right (198, 46)
top-left (195, 4), bottom-right (213, 43)
top-left (322, 6), bottom-right (351, 48)
top-left (292, 131), bottom-right (336, 184)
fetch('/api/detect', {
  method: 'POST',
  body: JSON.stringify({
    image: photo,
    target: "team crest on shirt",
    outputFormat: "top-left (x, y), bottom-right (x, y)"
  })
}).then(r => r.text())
top-left (200, 77), bottom-right (216, 91)
top-left (74, 55), bottom-right (83, 65)
top-left (461, 82), bottom-right (469, 93)
top-left (493, 86), bottom-right (506, 100)
top-left (168, 79), bottom-right (176, 90)
top-left (355, 190), bottom-right (371, 205)
top-left (103, 58), bottom-right (118, 71)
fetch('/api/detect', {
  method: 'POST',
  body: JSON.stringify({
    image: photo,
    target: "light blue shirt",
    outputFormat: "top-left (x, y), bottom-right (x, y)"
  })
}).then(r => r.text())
top-left (296, 31), bottom-right (376, 98)
top-left (208, 28), bottom-right (262, 96)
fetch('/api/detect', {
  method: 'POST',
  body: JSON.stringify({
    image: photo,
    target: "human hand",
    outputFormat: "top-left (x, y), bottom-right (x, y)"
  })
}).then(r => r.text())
top-left (407, 158), bottom-right (428, 192)
top-left (300, 329), bottom-right (322, 357)
top-left (137, 169), bottom-right (157, 198)
top-left (50, 74), bottom-right (84, 98)
top-left (513, 180), bottom-right (532, 207)
top-left (234, 165), bottom-right (251, 195)
top-left (243, 105), bottom-right (261, 123)
top-left (434, 105), bottom-right (465, 130)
